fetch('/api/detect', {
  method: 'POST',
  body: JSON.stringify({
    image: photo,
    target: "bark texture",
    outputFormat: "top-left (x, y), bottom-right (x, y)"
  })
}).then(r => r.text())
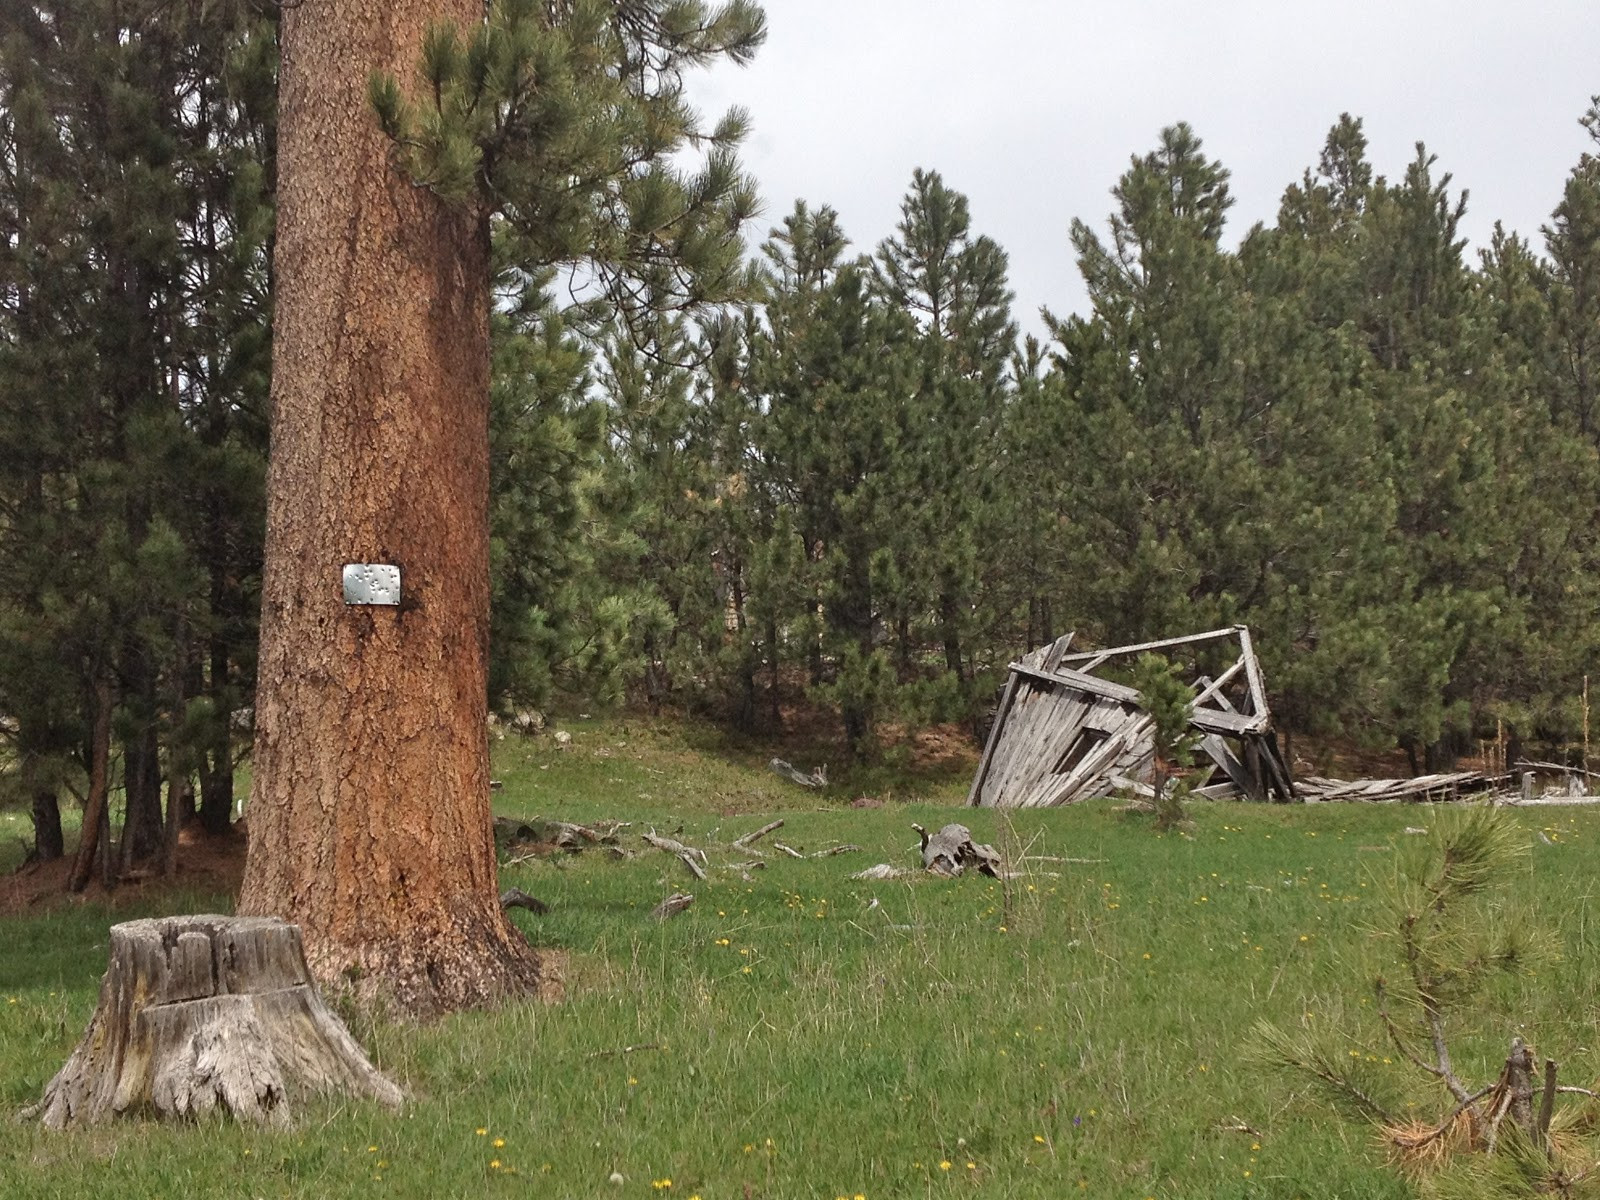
top-left (25, 916), bottom-right (402, 1129)
top-left (237, 0), bottom-right (544, 1014)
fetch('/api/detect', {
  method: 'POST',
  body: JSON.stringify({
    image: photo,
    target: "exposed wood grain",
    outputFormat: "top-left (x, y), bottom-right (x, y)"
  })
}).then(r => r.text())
top-left (24, 916), bottom-right (401, 1129)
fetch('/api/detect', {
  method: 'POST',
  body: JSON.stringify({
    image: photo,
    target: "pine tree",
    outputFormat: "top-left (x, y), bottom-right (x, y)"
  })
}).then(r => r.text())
top-left (238, 0), bottom-right (765, 1013)
top-left (0, 0), bottom-right (273, 868)
top-left (1043, 123), bottom-right (1247, 645)
top-left (752, 202), bottom-right (920, 754)
top-left (871, 169), bottom-right (1016, 705)
top-left (486, 266), bottom-right (607, 711)
top-left (1543, 98), bottom-right (1600, 444)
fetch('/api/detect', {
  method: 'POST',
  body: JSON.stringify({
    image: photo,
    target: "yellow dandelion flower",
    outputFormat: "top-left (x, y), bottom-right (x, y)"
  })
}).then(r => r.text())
top-left (493, 1138), bottom-right (505, 1148)
top-left (475, 1128), bottom-right (487, 1136)
top-left (939, 1160), bottom-right (952, 1171)
top-left (1033, 1135), bottom-right (1046, 1144)
top-left (490, 1159), bottom-right (502, 1169)
top-left (368, 1145), bottom-right (379, 1153)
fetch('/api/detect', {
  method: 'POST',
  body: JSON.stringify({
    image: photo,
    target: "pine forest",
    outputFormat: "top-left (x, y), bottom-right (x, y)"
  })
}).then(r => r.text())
top-left (4, 0), bottom-right (1600, 871)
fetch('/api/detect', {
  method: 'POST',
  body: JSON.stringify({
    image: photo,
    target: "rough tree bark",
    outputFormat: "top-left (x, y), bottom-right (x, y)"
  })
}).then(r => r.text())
top-left (236, 0), bottom-right (544, 1015)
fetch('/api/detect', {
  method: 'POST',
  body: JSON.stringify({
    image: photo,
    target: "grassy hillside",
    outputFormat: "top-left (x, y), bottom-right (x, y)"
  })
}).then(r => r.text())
top-left (2, 717), bottom-right (1596, 1199)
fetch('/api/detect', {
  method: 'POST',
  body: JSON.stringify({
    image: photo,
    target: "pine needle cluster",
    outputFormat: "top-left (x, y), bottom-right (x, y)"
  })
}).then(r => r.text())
top-left (369, 0), bottom-right (765, 315)
top-left (1131, 653), bottom-right (1202, 830)
top-left (1252, 807), bottom-right (1600, 1198)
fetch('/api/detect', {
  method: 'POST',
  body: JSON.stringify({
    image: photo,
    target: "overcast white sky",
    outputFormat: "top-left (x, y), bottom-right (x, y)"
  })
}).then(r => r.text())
top-left (687, 0), bottom-right (1600, 337)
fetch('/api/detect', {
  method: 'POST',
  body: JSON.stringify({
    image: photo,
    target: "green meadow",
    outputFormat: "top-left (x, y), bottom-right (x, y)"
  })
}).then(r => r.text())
top-left (3, 718), bottom-right (1597, 1199)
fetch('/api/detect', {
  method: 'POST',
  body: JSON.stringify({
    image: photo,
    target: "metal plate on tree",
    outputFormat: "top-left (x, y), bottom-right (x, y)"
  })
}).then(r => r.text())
top-left (342, 563), bottom-right (401, 606)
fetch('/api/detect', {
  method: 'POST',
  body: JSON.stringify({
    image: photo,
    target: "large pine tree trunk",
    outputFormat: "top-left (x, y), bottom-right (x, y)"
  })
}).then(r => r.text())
top-left (237, 0), bottom-right (543, 1015)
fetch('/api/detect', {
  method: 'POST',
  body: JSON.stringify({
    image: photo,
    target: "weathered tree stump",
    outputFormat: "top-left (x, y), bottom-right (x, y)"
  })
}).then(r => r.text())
top-left (24, 915), bottom-right (403, 1129)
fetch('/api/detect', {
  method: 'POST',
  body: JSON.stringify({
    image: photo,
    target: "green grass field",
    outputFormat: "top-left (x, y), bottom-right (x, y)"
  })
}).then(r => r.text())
top-left (2, 718), bottom-right (1598, 1199)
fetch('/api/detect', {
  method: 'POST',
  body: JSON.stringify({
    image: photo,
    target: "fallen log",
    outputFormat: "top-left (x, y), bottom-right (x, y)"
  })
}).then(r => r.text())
top-left (23, 915), bottom-right (402, 1129)
top-left (642, 831), bottom-right (708, 880)
top-left (769, 758), bottom-right (826, 788)
top-left (731, 819), bottom-right (784, 850)
top-left (494, 817), bottom-right (622, 852)
top-left (648, 893), bottom-right (695, 920)
top-left (852, 863), bottom-right (909, 881)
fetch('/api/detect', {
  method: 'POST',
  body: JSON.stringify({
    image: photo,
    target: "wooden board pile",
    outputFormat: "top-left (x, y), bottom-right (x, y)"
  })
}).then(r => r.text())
top-left (1294, 771), bottom-right (1508, 802)
top-left (968, 626), bottom-right (1295, 807)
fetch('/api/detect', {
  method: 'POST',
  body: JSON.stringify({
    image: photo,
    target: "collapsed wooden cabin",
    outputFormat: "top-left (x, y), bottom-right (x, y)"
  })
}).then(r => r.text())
top-left (968, 626), bottom-right (1295, 808)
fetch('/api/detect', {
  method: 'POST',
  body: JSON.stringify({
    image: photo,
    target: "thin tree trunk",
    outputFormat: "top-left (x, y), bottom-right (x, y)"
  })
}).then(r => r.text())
top-left (939, 589), bottom-right (965, 683)
top-left (68, 680), bottom-right (113, 893)
top-left (19, 714), bottom-right (63, 862)
top-left (766, 614), bottom-right (781, 730)
top-left (198, 631), bottom-right (234, 835)
top-left (237, 0), bottom-right (543, 1015)
top-left (730, 564), bottom-right (756, 732)
top-left (162, 653), bottom-right (187, 878)
top-left (97, 800), bottom-right (114, 890)
top-left (30, 786), bottom-right (64, 862)
top-left (120, 716), bottom-right (163, 869)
